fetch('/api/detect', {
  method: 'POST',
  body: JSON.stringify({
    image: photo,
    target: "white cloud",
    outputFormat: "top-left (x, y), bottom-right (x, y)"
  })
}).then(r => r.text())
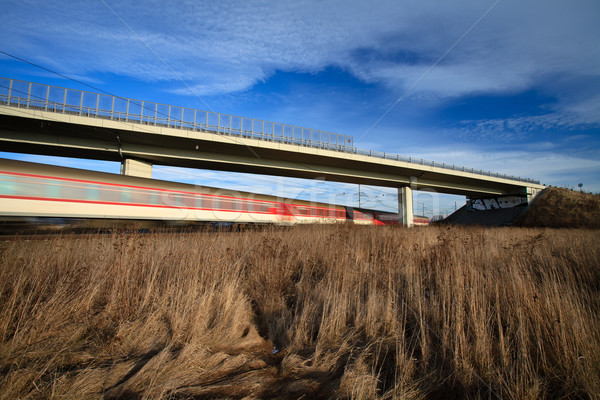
top-left (3, 0), bottom-right (598, 104)
top-left (559, 92), bottom-right (600, 125)
top-left (443, 113), bottom-right (587, 143)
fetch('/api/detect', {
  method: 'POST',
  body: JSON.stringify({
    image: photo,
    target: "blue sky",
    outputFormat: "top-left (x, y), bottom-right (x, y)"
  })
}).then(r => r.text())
top-left (1, 0), bottom-right (599, 216)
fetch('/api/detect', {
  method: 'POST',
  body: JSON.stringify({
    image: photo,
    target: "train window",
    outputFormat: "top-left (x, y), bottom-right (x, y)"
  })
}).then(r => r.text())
top-left (257, 201), bottom-right (268, 213)
top-left (0, 177), bottom-right (16, 195)
top-left (87, 185), bottom-right (100, 201)
top-left (158, 192), bottom-right (181, 207)
top-left (237, 199), bottom-right (248, 212)
top-left (180, 194), bottom-right (195, 208)
top-left (129, 188), bottom-right (150, 204)
top-left (148, 191), bottom-right (159, 205)
top-left (120, 188), bottom-right (131, 203)
top-left (98, 186), bottom-right (122, 203)
top-left (62, 182), bottom-right (88, 200)
top-left (171, 193), bottom-right (182, 207)
top-left (18, 177), bottom-right (47, 197)
top-left (219, 198), bottom-right (232, 210)
top-left (45, 181), bottom-right (62, 198)
top-left (202, 196), bottom-right (213, 209)
top-left (195, 195), bottom-right (203, 208)
top-left (246, 200), bottom-right (260, 213)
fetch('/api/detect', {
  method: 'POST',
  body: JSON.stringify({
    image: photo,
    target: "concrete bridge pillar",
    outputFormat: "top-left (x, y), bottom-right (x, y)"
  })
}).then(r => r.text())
top-left (121, 158), bottom-right (152, 178)
top-left (523, 186), bottom-right (543, 203)
top-left (398, 186), bottom-right (414, 227)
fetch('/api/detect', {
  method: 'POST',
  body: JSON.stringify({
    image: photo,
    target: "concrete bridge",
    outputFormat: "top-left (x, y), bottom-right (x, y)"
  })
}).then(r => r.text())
top-left (0, 77), bottom-right (544, 226)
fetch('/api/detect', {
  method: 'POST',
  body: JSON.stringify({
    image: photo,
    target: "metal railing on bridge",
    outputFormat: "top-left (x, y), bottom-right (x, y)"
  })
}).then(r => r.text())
top-left (0, 78), bottom-right (352, 152)
top-left (0, 77), bottom-right (540, 185)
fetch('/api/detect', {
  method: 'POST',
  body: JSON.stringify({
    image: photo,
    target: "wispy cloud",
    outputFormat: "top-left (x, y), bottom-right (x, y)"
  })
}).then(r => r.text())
top-left (444, 113), bottom-right (592, 143)
top-left (559, 92), bottom-right (600, 125)
top-left (3, 1), bottom-right (598, 103)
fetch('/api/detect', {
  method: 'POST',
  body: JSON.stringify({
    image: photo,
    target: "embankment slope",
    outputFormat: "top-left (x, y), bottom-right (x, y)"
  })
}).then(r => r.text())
top-left (516, 187), bottom-right (600, 228)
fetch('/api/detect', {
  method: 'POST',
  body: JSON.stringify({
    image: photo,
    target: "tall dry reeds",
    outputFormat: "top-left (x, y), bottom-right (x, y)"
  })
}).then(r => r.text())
top-left (0, 225), bottom-right (599, 399)
top-left (518, 187), bottom-right (600, 229)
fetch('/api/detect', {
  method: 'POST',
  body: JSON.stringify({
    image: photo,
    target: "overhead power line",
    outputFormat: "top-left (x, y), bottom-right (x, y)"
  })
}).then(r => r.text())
top-left (0, 50), bottom-right (115, 96)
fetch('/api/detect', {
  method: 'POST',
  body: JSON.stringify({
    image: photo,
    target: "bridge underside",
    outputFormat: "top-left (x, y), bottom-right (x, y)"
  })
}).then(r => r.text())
top-left (0, 112), bottom-right (540, 199)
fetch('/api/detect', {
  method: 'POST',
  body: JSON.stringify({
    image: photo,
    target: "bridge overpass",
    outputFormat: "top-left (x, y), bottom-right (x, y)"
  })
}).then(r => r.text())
top-left (0, 77), bottom-right (544, 226)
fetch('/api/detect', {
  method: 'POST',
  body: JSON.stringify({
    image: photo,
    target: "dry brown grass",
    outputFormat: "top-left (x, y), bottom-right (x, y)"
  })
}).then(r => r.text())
top-left (1, 225), bottom-right (599, 399)
top-left (518, 187), bottom-right (600, 229)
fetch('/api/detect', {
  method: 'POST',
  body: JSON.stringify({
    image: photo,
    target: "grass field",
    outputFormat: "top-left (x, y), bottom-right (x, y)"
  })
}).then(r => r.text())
top-left (1, 225), bottom-right (599, 399)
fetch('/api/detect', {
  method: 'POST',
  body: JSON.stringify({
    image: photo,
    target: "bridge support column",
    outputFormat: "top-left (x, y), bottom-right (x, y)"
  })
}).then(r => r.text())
top-left (398, 186), bottom-right (414, 227)
top-left (121, 158), bottom-right (152, 178)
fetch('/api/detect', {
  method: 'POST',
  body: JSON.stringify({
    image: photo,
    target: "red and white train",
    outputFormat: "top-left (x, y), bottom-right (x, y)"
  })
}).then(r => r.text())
top-left (0, 159), bottom-right (429, 227)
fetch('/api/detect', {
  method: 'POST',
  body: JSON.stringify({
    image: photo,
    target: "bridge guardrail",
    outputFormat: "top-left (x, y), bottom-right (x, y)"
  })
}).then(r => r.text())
top-left (0, 77), bottom-right (540, 185)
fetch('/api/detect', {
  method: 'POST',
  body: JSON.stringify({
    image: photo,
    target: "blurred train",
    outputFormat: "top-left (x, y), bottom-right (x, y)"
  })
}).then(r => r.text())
top-left (0, 159), bottom-right (430, 228)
